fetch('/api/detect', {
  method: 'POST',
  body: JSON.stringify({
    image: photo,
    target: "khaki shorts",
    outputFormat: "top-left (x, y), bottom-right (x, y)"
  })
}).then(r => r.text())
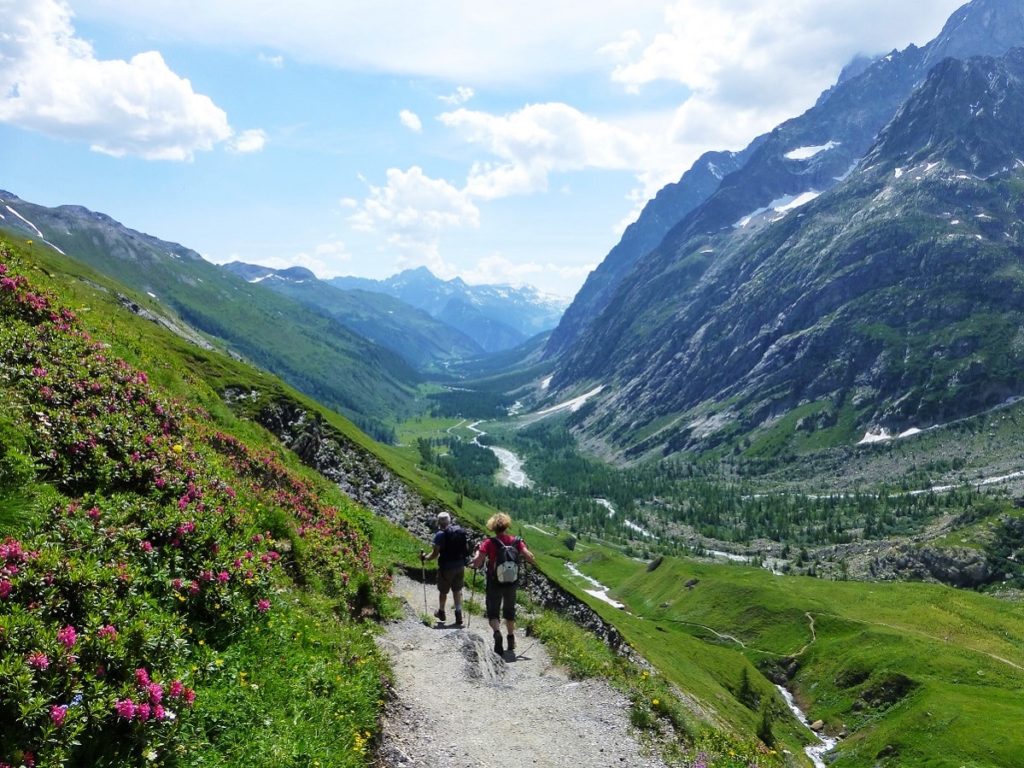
top-left (437, 567), bottom-right (465, 594)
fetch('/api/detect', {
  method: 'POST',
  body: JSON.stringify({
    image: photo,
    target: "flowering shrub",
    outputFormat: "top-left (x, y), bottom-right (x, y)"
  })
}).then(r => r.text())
top-left (0, 247), bottom-right (387, 765)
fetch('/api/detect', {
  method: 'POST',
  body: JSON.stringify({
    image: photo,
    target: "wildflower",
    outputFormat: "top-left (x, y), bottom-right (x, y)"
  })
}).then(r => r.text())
top-left (172, 444), bottom-right (183, 454)
top-left (50, 705), bottom-right (68, 727)
top-left (98, 624), bottom-right (118, 640)
top-left (256, 598), bottom-right (271, 614)
top-left (147, 682), bottom-right (163, 704)
top-left (652, 698), bottom-right (660, 707)
top-left (87, 507), bottom-right (101, 521)
top-left (137, 702), bottom-right (151, 721)
top-left (0, 580), bottom-right (11, 599)
top-left (57, 625), bottom-right (77, 649)
top-left (217, 570), bottom-right (230, 584)
top-left (183, 688), bottom-right (196, 706)
top-left (154, 704), bottom-right (166, 721)
top-left (27, 651), bottom-right (49, 670)
top-left (135, 668), bottom-right (151, 687)
top-left (168, 680), bottom-right (184, 698)
top-left (114, 699), bottom-right (136, 719)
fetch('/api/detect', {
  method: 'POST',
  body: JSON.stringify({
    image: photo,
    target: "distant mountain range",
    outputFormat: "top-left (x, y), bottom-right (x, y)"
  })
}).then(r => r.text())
top-left (330, 267), bottom-right (568, 353)
top-left (0, 191), bottom-right (417, 439)
top-left (221, 262), bottom-right (486, 370)
top-left (545, 0), bottom-right (1024, 460)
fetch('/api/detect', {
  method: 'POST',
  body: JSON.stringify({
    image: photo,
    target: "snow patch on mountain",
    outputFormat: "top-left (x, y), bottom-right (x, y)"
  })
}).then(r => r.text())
top-left (5, 205), bottom-right (44, 238)
top-left (536, 385), bottom-right (604, 416)
top-left (733, 191), bottom-right (820, 228)
top-left (785, 141), bottom-right (840, 161)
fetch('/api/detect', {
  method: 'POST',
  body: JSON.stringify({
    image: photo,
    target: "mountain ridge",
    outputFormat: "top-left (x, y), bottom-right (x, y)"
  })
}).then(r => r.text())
top-left (551, 44), bottom-right (1024, 459)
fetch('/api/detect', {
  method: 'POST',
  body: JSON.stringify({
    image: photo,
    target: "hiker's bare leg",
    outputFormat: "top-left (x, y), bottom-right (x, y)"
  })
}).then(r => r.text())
top-left (489, 618), bottom-right (501, 632)
top-left (438, 591), bottom-right (447, 611)
top-left (452, 588), bottom-right (462, 611)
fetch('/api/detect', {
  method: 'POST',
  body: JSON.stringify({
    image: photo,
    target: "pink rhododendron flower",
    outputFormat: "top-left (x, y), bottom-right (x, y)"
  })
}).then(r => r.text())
top-left (27, 651), bottom-right (49, 670)
top-left (98, 625), bottom-right (118, 640)
top-left (147, 682), bottom-right (163, 704)
top-left (115, 699), bottom-right (136, 719)
top-left (136, 702), bottom-right (151, 721)
top-left (50, 705), bottom-right (67, 727)
top-left (140, 540), bottom-right (153, 553)
top-left (57, 625), bottom-right (77, 649)
top-left (256, 599), bottom-right (271, 614)
top-left (0, 580), bottom-right (10, 599)
top-left (168, 680), bottom-right (184, 698)
top-left (135, 668), bottom-right (151, 687)
top-left (217, 571), bottom-right (230, 584)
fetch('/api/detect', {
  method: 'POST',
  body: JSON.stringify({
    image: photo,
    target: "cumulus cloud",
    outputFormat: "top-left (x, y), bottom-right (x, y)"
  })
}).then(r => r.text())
top-left (0, 0), bottom-right (237, 161)
top-left (610, 1), bottom-right (963, 115)
top-left (399, 109), bottom-right (422, 133)
top-left (439, 86), bottom-right (475, 106)
top-left (349, 166), bottom-right (479, 264)
top-left (440, 103), bottom-right (652, 200)
top-left (228, 128), bottom-right (268, 153)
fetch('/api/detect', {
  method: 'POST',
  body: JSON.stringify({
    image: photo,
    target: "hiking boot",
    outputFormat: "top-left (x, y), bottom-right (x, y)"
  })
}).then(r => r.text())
top-left (506, 633), bottom-right (515, 653)
top-left (493, 630), bottom-right (504, 655)
top-left (434, 608), bottom-right (446, 622)
top-left (453, 610), bottom-right (463, 627)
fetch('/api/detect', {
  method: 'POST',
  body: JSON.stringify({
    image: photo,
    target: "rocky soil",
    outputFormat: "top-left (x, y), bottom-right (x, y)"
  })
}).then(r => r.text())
top-left (375, 575), bottom-right (667, 768)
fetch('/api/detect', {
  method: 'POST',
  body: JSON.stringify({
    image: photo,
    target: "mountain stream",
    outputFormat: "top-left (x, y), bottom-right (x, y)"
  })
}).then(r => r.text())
top-left (776, 685), bottom-right (838, 768)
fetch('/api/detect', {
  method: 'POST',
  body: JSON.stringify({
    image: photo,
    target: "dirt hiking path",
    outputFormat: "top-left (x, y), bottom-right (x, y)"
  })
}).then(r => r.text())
top-left (376, 574), bottom-right (667, 768)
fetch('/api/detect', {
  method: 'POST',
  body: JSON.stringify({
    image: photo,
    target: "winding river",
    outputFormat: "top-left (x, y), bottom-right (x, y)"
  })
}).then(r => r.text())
top-left (466, 421), bottom-right (532, 488)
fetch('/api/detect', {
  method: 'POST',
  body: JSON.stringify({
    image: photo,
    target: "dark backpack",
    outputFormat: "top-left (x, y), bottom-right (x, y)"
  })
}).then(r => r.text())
top-left (439, 525), bottom-right (469, 565)
top-left (492, 536), bottom-right (521, 584)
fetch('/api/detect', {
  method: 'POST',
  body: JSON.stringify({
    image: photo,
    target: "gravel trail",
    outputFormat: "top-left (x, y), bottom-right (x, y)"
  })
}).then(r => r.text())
top-left (376, 574), bottom-right (667, 768)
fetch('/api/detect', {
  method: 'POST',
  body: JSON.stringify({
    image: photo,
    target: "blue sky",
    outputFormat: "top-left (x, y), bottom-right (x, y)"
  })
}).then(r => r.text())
top-left (1, 0), bottom-right (965, 298)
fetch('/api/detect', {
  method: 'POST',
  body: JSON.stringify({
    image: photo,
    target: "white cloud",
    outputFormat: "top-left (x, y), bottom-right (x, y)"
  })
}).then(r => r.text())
top-left (439, 86), bottom-right (475, 106)
top-left (612, 1), bottom-right (964, 113)
top-left (259, 239), bottom-right (352, 278)
top-left (440, 103), bottom-right (653, 200)
top-left (258, 52), bottom-right (284, 68)
top-left (228, 128), bottom-right (268, 153)
top-left (461, 253), bottom-right (592, 295)
top-left (73, 0), bottom-right (664, 85)
top-left (399, 109), bottom-right (422, 133)
top-left (1, 0), bottom-right (233, 161)
top-left (349, 166), bottom-right (479, 264)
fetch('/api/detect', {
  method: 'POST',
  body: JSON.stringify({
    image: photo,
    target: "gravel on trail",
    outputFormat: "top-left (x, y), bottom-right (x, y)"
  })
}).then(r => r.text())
top-left (376, 574), bottom-right (668, 768)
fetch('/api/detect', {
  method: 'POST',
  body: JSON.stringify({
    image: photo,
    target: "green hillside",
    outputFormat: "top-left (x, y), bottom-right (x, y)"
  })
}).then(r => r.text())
top-left (0, 199), bottom-right (419, 442)
top-left (558, 548), bottom-right (1024, 768)
top-left (0, 236), bottom-right (423, 766)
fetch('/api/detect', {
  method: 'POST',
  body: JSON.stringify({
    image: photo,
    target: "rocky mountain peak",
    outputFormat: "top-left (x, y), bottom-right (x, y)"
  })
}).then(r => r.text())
top-left (868, 47), bottom-right (1024, 176)
top-left (923, 0), bottom-right (1024, 71)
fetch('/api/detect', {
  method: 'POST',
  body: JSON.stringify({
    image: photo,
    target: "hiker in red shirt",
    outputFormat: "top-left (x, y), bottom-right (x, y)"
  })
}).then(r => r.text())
top-left (468, 512), bottom-right (536, 657)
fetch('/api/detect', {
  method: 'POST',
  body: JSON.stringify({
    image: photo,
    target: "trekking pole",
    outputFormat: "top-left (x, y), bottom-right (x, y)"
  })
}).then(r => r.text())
top-left (467, 566), bottom-right (477, 628)
top-left (421, 556), bottom-right (429, 615)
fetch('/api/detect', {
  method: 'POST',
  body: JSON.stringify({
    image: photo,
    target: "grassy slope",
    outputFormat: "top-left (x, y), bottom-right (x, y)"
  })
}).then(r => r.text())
top-left (568, 549), bottom-right (1024, 767)
top-left (0, 237), bottom-right (422, 766)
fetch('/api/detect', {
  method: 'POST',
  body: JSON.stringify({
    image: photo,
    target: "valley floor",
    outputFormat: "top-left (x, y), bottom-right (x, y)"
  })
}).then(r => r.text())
top-left (376, 575), bottom-right (666, 768)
